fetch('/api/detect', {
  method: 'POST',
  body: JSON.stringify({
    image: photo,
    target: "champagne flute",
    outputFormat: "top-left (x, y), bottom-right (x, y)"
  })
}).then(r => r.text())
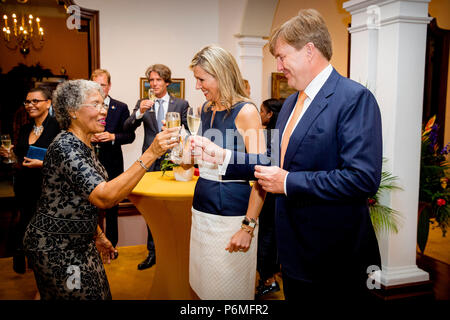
top-left (148, 88), bottom-right (156, 113)
top-left (1, 134), bottom-right (15, 164)
top-left (187, 106), bottom-right (201, 155)
top-left (165, 112), bottom-right (181, 161)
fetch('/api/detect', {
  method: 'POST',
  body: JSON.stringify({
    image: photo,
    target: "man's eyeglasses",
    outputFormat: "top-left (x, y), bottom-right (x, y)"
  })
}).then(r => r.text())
top-left (81, 102), bottom-right (109, 112)
top-left (23, 99), bottom-right (47, 106)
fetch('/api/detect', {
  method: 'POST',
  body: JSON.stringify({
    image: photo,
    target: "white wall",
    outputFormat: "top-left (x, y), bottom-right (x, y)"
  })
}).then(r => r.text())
top-left (76, 0), bottom-right (246, 169)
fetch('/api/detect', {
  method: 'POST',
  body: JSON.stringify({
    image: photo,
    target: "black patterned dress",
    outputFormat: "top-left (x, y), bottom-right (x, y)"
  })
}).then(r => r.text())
top-left (23, 131), bottom-right (111, 300)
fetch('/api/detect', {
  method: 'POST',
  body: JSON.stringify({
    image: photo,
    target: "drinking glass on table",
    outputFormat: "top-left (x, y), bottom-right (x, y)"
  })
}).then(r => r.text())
top-left (1, 134), bottom-right (15, 164)
top-left (187, 106), bottom-right (201, 155)
top-left (165, 112), bottom-right (181, 160)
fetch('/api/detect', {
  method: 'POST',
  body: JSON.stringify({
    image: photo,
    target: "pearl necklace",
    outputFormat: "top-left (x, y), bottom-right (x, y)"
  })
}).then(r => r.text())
top-left (33, 124), bottom-right (44, 136)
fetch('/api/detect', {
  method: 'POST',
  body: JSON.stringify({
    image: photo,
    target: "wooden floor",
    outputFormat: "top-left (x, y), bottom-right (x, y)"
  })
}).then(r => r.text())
top-left (0, 244), bottom-right (285, 300)
top-left (0, 194), bottom-right (448, 301)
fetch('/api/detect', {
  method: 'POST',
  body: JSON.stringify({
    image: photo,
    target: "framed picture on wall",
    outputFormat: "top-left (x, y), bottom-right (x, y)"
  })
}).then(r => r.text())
top-left (271, 72), bottom-right (296, 99)
top-left (34, 76), bottom-right (68, 94)
top-left (140, 77), bottom-right (185, 99)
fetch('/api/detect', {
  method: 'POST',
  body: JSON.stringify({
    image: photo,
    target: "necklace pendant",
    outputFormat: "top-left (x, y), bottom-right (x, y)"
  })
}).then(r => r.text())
top-left (33, 125), bottom-right (44, 136)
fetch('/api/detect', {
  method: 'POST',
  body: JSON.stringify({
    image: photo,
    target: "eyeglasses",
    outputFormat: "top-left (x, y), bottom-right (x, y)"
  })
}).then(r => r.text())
top-left (23, 99), bottom-right (47, 106)
top-left (81, 102), bottom-right (109, 112)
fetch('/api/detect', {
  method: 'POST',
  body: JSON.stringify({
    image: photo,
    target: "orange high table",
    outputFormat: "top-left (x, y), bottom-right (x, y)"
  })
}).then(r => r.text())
top-left (128, 171), bottom-right (198, 300)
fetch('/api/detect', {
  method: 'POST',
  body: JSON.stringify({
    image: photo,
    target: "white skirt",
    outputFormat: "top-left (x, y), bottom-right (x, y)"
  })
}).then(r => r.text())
top-left (189, 207), bottom-right (258, 300)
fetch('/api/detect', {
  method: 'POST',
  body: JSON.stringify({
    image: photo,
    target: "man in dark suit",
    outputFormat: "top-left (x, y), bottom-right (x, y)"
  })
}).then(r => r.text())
top-left (124, 64), bottom-right (189, 270)
top-left (193, 9), bottom-right (382, 301)
top-left (91, 69), bottom-right (135, 250)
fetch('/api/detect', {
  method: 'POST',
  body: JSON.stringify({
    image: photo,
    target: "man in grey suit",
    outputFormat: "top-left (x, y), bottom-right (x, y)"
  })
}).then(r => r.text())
top-left (124, 64), bottom-right (189, 269)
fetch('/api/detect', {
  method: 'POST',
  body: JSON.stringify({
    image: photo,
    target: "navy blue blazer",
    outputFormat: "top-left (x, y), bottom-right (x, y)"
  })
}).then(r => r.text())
top-left (97, 97), bottom-right (135, 179)
top-left (123, 95), bottom-right (189, 171)
top-left (224, 69), bottom-right (382, 283)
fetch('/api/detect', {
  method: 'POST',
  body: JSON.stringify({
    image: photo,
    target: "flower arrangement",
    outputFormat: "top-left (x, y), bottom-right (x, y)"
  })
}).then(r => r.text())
top-left (417, 116), bottom-right (450, 253)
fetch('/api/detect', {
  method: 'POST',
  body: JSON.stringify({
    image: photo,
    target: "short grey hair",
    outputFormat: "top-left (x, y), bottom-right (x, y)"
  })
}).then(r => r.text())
top-left (53, 79), bottom-right (104, 130)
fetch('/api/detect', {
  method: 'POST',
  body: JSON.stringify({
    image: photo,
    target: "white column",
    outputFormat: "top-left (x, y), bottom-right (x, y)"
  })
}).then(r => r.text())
top-left (344, 0), bottom-right (431, 286)
top-left (235, 36), bottom-right (268, 109)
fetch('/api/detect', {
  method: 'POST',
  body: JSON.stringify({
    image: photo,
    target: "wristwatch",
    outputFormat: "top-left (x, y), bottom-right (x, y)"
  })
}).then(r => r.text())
top-left (242, 216), bottom-right (257, 229)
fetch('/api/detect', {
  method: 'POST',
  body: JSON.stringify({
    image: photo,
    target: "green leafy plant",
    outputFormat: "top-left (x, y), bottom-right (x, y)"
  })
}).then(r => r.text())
top-left (368, 159), bottom-right (402, 234)
top-left (160, 155), bottom-right (179, 176)
top-left (417, 116), bottom-right (450, 253)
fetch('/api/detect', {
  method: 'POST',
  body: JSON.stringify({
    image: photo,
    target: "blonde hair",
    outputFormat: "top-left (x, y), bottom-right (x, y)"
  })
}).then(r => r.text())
top-left (269, 9), bottom-right (332, 61)
top-left (90, 69), bottom-right (111, 84)
top-left (190, 45), bottom-right (251, 111)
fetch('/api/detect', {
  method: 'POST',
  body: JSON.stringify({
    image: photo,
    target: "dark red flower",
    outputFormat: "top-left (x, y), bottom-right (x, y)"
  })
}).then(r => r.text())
top-left (368, 198), bottom-right (376, 206)
top-left (437, 198), bottom-right (446, 207)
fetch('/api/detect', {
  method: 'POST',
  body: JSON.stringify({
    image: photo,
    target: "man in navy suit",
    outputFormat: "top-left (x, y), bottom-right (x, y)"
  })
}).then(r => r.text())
top-left (124, 64), bottom-right (189, 270)
top-left (91, 69), bottom-right (135, 250)
top-left (193, 9), bottom-right (382, 301)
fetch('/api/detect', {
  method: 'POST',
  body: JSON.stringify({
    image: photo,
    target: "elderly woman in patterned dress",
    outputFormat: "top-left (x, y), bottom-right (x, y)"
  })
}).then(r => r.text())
top-left (23, 79), bottom-right (179, 300)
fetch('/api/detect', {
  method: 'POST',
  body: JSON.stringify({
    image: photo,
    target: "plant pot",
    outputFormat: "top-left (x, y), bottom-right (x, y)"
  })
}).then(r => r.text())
top-left (173, 166), bottom-right (194, 182)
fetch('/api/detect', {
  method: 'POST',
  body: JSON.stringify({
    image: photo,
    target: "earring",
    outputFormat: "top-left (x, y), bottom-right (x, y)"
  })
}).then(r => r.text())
top-left (72, 115), bottom-right (77, 119)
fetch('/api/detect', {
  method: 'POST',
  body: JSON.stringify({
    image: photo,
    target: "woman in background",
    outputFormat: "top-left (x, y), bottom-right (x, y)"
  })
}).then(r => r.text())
top-left (255, 98), bottom-right (283, 298)
top-left (0, 87), bottom-right (60, 274)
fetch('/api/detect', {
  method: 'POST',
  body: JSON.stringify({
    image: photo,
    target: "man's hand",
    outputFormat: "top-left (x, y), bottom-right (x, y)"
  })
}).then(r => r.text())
top-left (139, 99), bottom-right (155, 114)
top-left (190, 135), bottom-right (226, 165)
top-left (93, 131), bottom-right (115, 143)
top-left (254, 165), bottom-right (288, 194)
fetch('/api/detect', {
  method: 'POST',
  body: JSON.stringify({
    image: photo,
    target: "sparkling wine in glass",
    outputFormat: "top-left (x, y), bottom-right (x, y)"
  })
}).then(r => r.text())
top-left (187, 106), bottom-right (201, 155)
top-left (148, 88), bottom-right (156, 112)
top-left (165, 112), bottom-right (181, 161)
top-left (1, 134), bottom-right (14, 164)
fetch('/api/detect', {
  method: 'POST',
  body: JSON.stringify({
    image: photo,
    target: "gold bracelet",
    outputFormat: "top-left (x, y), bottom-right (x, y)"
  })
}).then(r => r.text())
top-left (240, 224), bottom-right (254, 237)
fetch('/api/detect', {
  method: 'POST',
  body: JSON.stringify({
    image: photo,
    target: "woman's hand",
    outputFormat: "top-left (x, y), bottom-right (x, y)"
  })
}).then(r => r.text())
top-left (22, 157), bottom-right (43, 168)
top-left (148, 126), bottom-right (180, 157)
top-left (95, 232), bottom-right (118, 264)
top-left (225, 228), bottom-right (253, 253)
top-left (190, 135), bottom-right (226, 165)
top-left (0, 145), bottom-right (13, 158)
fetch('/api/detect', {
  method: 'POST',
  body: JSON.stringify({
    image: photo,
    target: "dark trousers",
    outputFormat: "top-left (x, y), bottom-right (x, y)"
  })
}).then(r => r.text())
top-left (282, 270), bottom-right (376, 302)
top-left (105, 205), bottom-right (119, 248)
top-left (143, 159), bottom-right (161, 256)
top-left (146, 226), bottom-right (155, 255)
top-left (257, 194), bottom-right (279, 281)
top-left (15, 193), bottom-right (38, 253)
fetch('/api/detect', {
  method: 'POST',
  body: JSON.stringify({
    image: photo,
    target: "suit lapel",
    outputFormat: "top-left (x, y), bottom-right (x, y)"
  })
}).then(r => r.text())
top-left (282, 69), bottom-right (340, 169)
top-left (167, 95), bottom-right (175, 112)
top-left (105, 97), bottom-right (116, 131)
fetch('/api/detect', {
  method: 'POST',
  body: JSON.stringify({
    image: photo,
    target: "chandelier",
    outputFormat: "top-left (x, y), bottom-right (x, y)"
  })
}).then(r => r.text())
top-left (2, 12), bottom-right (44, 56)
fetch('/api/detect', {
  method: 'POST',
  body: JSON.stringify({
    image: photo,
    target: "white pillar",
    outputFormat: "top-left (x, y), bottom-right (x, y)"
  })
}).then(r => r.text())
top-left (344, 0), bottom-right (432, 286)
top-left (235, 36), bottom-right (268, 109)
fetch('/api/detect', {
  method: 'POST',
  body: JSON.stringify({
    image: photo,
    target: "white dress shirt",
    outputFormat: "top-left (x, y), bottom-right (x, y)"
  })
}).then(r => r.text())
top-left (135, 92), bottom-right (170, 120)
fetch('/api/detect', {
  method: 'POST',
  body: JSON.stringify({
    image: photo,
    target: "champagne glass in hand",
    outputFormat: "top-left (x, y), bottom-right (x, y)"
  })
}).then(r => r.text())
top-left (1, 134), bottom-right (15, 164)
top-left (148, 88), bottom-right (156, 112)
top-left (165, 112), bottom-right (181, 161)
top-left (187, 106), bottom-right (201, 155)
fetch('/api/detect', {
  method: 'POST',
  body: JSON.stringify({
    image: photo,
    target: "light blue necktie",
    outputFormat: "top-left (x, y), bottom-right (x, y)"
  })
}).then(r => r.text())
top-left (156, 99), bottom-right (164, 132)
